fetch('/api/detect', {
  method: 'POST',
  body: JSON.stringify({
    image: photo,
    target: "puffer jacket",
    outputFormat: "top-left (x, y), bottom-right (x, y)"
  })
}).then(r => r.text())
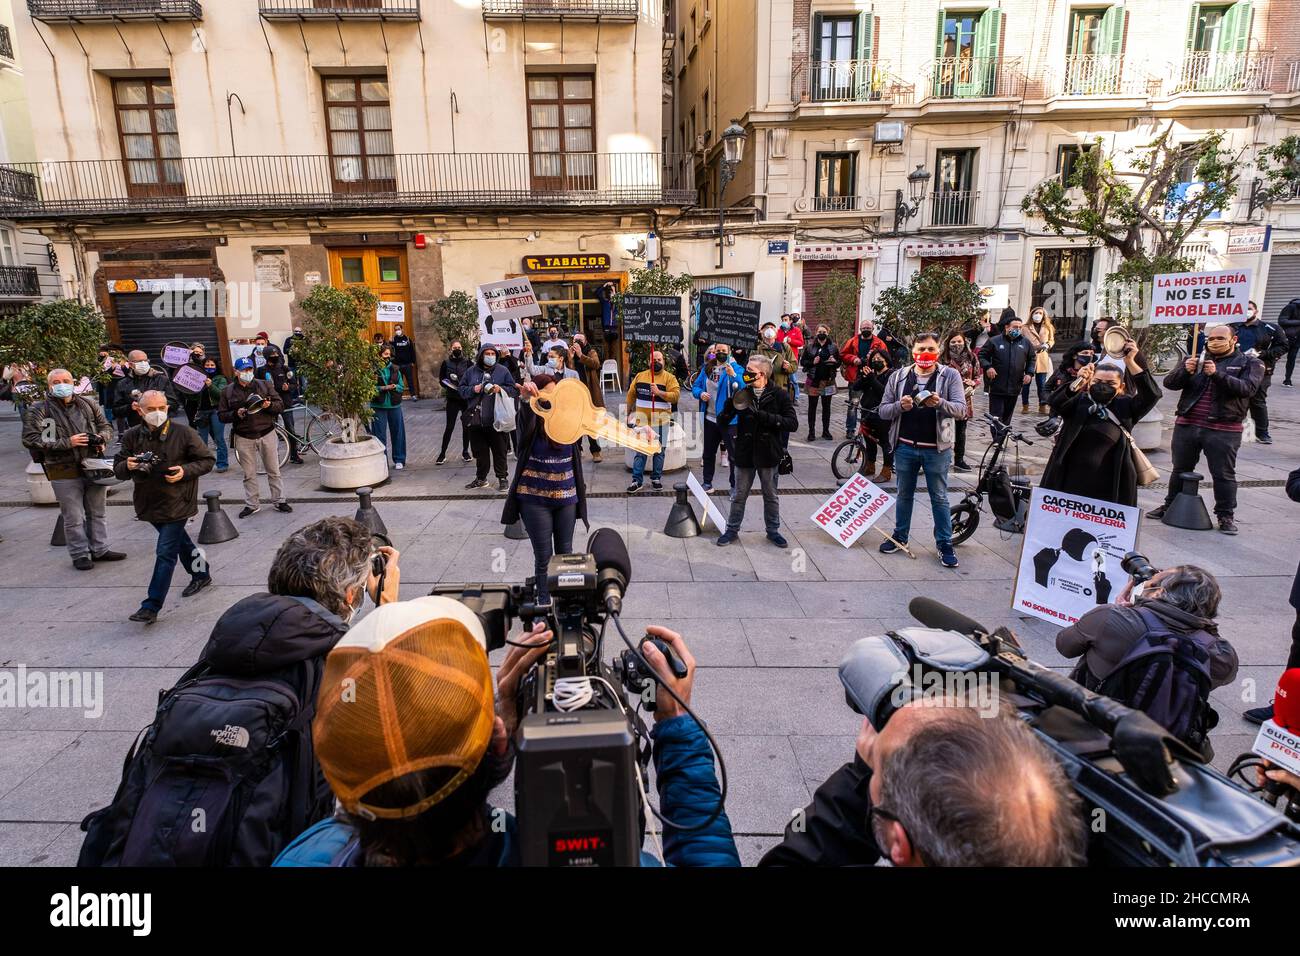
top-left (691, 357), bottom-right (745, 424)
top-left (22, 395), bottom-right (113, 472)
top-left (459, 350), bottom-right (519, 427)
top-left (1162, 347), bottom-right (1264, 426)
top-left (272, 714), bottom-right (738, 867)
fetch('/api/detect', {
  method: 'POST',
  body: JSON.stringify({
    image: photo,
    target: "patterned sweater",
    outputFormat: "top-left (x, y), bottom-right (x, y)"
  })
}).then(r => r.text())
top-left (516, 436), bottom-right (577, 504)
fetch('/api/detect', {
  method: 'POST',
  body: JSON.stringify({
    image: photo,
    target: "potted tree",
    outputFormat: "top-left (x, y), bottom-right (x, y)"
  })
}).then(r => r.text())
top-left (293, 284), bottom-right (388, 490)
top-left (0, 300), bottom-right (108, 505)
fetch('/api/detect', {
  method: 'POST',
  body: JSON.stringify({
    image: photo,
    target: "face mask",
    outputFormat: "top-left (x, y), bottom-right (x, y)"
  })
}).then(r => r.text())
top-left (203, 367), bottom-right (217, 377)
top-left (1007, 329), bottom-right (1022, 340)
top-left (238, 371), bottom-right (254, 384)
top-left (1089, 382), bottom-right (1118, 404)
top-left (780, 322), bottom-right (790, 330)
top-left (381, 355), bottom-right (392, 364)
top-left (1207, 339), bottom-right (1232, 355)
top-left (763, 330), bottom-right (776, 342)
top-left (716, 353), bottom-right (728, 364)
top-left (51, 382), bottom-right (75, 399)
top-left (483, 355), bottom-right (497, 368)
top-left (133, 361), bottom-right (151, 375)
top-left (742, 371), bottom-right (758, 385)
top-left (816, 333), bottom-right (828, 342)
top-left (143, 409), bottom-right (168, 428)
top-left (191, 351), bottom-right (203, 362)
top-left (549, 358), bottom-right (563, 370)
top-left (652, 361), bottom-right (664, 374)
top-left (451, 349), bottom-right (462, 358)
top-left (914, 350), bottom-right (939, 368)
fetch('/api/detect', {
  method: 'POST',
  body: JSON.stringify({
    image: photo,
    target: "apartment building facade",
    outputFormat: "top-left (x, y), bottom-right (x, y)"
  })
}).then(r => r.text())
top-left (666, 0), bottom-right (1300, 341)
top-left (0, 0), bottom-right (687, 386)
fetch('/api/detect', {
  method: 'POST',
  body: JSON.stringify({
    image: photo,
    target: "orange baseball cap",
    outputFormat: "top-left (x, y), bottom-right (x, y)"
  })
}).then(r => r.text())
top-left (313, 597), bottom-right (495, 820)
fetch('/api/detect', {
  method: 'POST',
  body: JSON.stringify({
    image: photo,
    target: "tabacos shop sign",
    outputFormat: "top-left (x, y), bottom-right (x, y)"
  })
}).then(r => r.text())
top-left (522, 253), bottom-right (611, 274)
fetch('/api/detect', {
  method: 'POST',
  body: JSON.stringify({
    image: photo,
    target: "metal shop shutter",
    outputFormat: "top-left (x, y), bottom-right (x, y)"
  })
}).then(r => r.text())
top-left (1262, 254), bottom-right (1300, 324)
top-left (691, 274), bottom-right (752, 298)
top-left (800, 258), bottom-right (859, 325)
top-left (112, 291), bottom-right (220, 364)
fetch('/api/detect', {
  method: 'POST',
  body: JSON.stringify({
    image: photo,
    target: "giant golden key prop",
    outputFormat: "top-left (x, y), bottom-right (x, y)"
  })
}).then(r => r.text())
top-left (529, 378), bottom-right (662, 455)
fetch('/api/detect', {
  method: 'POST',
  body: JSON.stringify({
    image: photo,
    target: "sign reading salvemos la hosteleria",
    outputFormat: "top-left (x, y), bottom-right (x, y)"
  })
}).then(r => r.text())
top-left (522, 254), bottom-right (612, 274)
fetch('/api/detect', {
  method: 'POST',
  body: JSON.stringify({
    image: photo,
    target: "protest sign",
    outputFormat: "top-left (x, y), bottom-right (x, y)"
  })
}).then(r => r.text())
top-left (810, 474), bottom-right (895, 549)
top-left (476, 278), bottom-right (540, 349)
top-left (622, 294), bottom-right (684, 344)
top-left (172, 364), bottom-right (209, 394)
top-left (697, 292), bottom-right (761, 351)
top-left (686, 471), bottom-right (728, 532)
top-left (1149, 269), bottom-right (1252, 325)
top-left (161, 345), bottom-right (192, 367)
top-left (1012, 487), bottom-right (1140, 627)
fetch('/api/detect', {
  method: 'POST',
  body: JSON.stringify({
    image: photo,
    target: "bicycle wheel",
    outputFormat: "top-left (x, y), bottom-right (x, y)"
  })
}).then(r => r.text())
top-left (949, 501), bottom-right (980, 546)
top-left (274, 427), bottom-right (290, 469)
top-left (305, 411), bottom-right (342, 455)
top-left (831, 438), bottom-right (868, 481)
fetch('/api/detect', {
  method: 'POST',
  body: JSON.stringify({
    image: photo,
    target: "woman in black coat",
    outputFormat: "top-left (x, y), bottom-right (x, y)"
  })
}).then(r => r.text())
top-left (1038, 343), bottom-right (1159, 507)
top-left (799, 324), bottom-right (840, 442)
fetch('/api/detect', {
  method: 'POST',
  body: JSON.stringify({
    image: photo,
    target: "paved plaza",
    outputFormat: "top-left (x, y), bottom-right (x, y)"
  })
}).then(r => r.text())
top-left (0, 382), bottom-right (1296, 866)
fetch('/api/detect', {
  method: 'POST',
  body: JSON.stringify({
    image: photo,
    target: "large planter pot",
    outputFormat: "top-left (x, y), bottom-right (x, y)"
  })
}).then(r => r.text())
top-left (624, 421), bottom-right (688, 473)
top-left (317, 436), bottom-right (389, 491)
top-left (26, 462), bottom-right (57, 505)
top-left (1132, 408), bottom-right (1163, 452)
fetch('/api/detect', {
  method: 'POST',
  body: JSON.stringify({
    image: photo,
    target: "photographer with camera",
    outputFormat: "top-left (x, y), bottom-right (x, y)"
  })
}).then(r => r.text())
top-left (1056, 562), bottom-right (1238, 758)
top-left (761, 698), bottom-right (1085, 866)
top-left (22, 368), bottom-right (126, 570)
top-left (111, 350), bottom-right (177, 430)
top-left (220, 356), bottom-right (289, 518)
top-left (112, 389), bottom-right (215, 625)
top-left (274, 606), bottom-right (738, 867)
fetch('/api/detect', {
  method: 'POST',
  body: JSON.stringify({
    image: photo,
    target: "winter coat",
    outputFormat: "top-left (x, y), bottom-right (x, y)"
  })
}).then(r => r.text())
top-left (22, 395), bottom-right (113, 474)
top-left (759, 754), bottom-right (879, 867)
top-left (1290, 467), bottom-right (1300, 611)
top-left (459, 352), bottom-right (519, 428)
top-left (1162, 348), bottom-right (1264, 427)
top-left (876, 364), bottom-right (968, 453)
top-left (800, 338), bottom-right (841, 390)
top-left (1230, 319), bottom-right (1289, 372)
top-left (691, 358), bottom-right (745, 425)
top-left (112, 420), bottom-right (215, 523)
top-left (719, 384), bottom-right (798, 469)
top-left (439, 354), bottom-right (472, 405)
top-left (259, 352), bottom-right (299, 404)
top-left (978, 333), bottom-right (1035, 396)
top-left (219, 377), bottom-right (284, 439)
top-left (571, 343), bottom-right (606, 408)
top-left (839, 334), bottom-right (890, 386)
top-left (755, 340), bottom-right (797, 389)
top-left (112, 367), bottom-right (178, 428)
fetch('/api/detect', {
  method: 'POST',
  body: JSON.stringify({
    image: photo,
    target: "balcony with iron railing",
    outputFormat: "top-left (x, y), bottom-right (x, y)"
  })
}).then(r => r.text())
top-left (0, 153), bottom-right (696, 219)
top-left (1287, 59), bottom-right (1300, 93)
top-left (259, 0), bottom-right (420, 19)
top-left (27, 0), bottom-right (202, 21)
top-left (793, 59), bottom-right (894, 104)
top-left (797, 195), bottom-right (876, 215)
top-left (920, 57), bottom-right (1023, 101)
top-left (0, 266), bottom-right (42, 299)
top-left (1172, 49), bottom-right (1274, 94)
top-left (927, 189), bottom-right (979, 227)
top-left (1041, 54), bottom-right (1157, 99)
top-left (481, 0), bottom-right (639, 20)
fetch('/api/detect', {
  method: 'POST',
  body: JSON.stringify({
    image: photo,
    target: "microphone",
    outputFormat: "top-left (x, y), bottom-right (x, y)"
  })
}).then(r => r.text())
top-left (587, 528), bottom-right (632, 614)
top-left (908, 596), bottom-right (989, 637)
top-left (1252, 669), bottom-right (1300, 781)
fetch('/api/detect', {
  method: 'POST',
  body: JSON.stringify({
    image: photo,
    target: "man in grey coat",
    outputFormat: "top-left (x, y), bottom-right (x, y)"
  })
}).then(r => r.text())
top-left (876, 332), bottom-right (968, 569)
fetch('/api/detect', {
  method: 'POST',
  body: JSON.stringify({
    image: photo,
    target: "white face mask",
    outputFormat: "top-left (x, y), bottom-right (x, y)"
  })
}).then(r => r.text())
top-left (143, 409), bottom-right (168, 428)
top-left (133, 361), bottom-right (151, 375)
top-left (238, 371), bottom-right (254, 384)
top-left (763, 330), bottom-right (776, 342)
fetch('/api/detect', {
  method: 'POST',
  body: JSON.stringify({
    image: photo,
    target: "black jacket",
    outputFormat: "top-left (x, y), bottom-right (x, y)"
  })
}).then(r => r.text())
top-left (1230, 319), bottom-right (1289, 371)
top-left (978, 333), bottom-right (1035, 396)
top-left (439, 354), bottom-right (471, 404)
top-left (259, 351), bottom-right (299, 403)
top-left (112, 367), bottom-right (178, 428)
top-left (1289, 467), bottom-right (1300, 612)
top-left (501, 402), bottom-right (588, 528)
top-left (759, 755), bottom-right (881, 867)
top-left (1279, 298), bottom-right (1300, 339)
top-left (459, 352), bottom-right (519, 426)
top-left (720, 384), bottom-right (798, 469)
top-left (113, 420), bottom-right (215, 523)
top-left (282, 332), bottom-right (305, 369)
top-left (800, 339), bottom-right (841, 387)
top-left (391, 334), bottom-right (416, 366)
top-left (1162, 348), bottom-right (1263, 426)
top-left (218, 377), bottom-right (284, 439)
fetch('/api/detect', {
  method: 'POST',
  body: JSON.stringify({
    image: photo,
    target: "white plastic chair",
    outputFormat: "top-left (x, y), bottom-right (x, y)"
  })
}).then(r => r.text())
top-left (600, 359), bottom-right (621, 394)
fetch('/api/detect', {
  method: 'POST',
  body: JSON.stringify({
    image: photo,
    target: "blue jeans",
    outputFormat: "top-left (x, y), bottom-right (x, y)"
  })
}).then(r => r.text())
top-left (1021, 372), bottom-right (1048, 405)
top-left (144, 520), bottom-right (207, 613)
top-left (195, 410), bottom-right (228, 469)
top-left (368, 405), bottom-right (407, 464)
top-left (519, 497), bottom-right (577, 604)
top-left (891, 443), bottom-right (953, 548)
top-left (631, 422), bottom-right (670, 484)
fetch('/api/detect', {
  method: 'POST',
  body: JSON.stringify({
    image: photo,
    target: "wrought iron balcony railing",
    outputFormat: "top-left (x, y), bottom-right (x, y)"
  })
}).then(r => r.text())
top-left (1287, 59), bottom-right (1300, 93)
top-left (259, 0), bottom-right (421, 19)
top-left (0, 266), bottom-right (42, 299)
top-left (481, 0), bottom-right (639, 20)
top-left (928, 189), bottom-right (978, 227)
top-left (802, 195), bottom-right (867, 213)
top-left (922, 56), bottom-right (1023, 100)
top-left (1173, 50), bottom-right (1274, 94)
top-left (27, 0), bottom-right (202, 21)
top-left (0, 152), bottom-right (696, 219)
top-left (793, 59), bottom-right (894, 104)
top-left (1044, 54), bottom-right (1157, 98)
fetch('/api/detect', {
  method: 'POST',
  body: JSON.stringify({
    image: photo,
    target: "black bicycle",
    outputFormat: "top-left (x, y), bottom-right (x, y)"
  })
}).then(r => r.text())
top-left (948, 414), bottom-right (1035, 545)
top-left (831, 394), bottom-right (882, 480)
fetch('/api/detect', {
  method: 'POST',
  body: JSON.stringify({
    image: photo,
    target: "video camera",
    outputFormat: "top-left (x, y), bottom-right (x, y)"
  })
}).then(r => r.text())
top-left (431, 528), bottom-right (720, 867)
top-left (839, 598), bottom-right (1300, 866)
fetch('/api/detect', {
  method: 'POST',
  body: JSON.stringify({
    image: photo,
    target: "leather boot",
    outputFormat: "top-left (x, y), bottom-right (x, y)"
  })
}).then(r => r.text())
top-left (876, 466), bottom-right (893, 483)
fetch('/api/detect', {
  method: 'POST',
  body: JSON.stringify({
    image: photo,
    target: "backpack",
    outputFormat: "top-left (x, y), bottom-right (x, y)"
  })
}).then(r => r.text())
top-left (78, 658), bottom-right (327, 868)
top-left (1086, 607), bottom-right (1219, 754)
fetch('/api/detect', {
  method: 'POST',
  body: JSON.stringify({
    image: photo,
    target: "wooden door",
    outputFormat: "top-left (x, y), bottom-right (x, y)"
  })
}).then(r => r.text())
top-left (327, 247), bottom-right (413, 344)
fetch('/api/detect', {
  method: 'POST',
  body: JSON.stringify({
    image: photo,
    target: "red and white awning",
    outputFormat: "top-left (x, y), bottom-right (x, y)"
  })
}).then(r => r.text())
top-left (903, 240), bottom-right (989, 258)
top-left (794, 242), bottom-right (880, 261)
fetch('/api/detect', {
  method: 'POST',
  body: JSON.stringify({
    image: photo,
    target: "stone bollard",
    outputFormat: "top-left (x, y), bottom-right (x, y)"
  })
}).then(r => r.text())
top-left (198, 490), bottom-right (240, 545)
top-left (353, 486), bottom-right (388, 536)
top-left (663, 483), bottom-right (702, 538)
top-left (1161, 471), bottom-right (1213, 531)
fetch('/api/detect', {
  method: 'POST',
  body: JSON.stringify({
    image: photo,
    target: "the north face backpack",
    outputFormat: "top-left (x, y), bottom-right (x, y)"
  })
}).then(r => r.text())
top-left (78, 659), bottom-right (328, 867)
top-left (1084, 607), bottom-right (1219, 754)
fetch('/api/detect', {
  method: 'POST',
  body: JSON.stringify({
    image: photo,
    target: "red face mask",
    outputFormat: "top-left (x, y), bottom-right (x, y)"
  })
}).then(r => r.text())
top-left (913, 348), bottom-right (939, 367)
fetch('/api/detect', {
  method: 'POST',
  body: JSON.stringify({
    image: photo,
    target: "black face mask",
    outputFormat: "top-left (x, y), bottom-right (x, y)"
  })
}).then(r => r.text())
top-left (742, 371), bottom-right (758, 385)
top-left (1089, 382), bottom-right (1118, 404)
top-left (451, 349), bottom-right (463, 358)
top-left (817, 334), bottom-right (828, 342)
top-left (652, 361), bottom-right (664, 374)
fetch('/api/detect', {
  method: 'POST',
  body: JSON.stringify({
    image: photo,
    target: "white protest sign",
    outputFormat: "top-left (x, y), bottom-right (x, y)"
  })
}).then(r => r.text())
top-left (810, 473), bottom-right (895, 548)
top-left (377, 301), bottom-right (405, 324)
top-left (1148, 268), bottom-right (1252, 325)
top-left (686, 470), bottom-right (728, 532)
top-left (172, 364), bottom-right (209, 394)
top-left (476, 278), bottom-right (540, 350)
top-left (979, 284), bottom-right (1009, 311)
top-left (1012, 487), bottom-right (1140, 627)
top-left (161, 344), bottom-right (192, 367)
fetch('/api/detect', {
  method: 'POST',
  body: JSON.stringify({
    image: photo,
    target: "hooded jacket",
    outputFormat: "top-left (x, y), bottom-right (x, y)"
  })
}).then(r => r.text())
top-left (691, 357), bottom-right (745, 424)
top-left (458, 348), bottom-right (519, 427)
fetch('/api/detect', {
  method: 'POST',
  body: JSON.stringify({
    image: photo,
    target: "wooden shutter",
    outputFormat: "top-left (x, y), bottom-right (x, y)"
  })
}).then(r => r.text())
top-left (854, 13), bottom-right (875, 99)
top-left (1219, 1), bottom-right (1251, 53)
top-left (1100, 5), bottom-right (1125, 55)
top-left (1185, 2), bottom-right (1201, 49)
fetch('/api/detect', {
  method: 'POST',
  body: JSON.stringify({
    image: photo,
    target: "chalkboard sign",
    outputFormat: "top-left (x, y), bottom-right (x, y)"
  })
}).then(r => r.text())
top-left (622, 294), bottom-right (683, 344)
top-left (697, 292), bottom-right (761, 351)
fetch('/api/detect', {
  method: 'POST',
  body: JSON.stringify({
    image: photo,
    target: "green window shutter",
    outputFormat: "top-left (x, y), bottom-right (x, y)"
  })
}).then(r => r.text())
top-left (854, 13), bottom-right (875, 99)
top-left (973, 8), bottom-right (1003, 96)
top-left (1185, 2), bottom-right (1201, 50)
top-left (936, 8), bottom-right (948, 59)
top-left (1219, 1), bottom-right (1251, 53)
top-left (811, 12), bottom-right (824, 62)
top-left (1100, 5), bottom-right (1126, 56)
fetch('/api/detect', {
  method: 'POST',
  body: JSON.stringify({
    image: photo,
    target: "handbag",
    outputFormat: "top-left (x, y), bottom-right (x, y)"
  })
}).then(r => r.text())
top-left (1104, 409), bottom-right (1159, 486)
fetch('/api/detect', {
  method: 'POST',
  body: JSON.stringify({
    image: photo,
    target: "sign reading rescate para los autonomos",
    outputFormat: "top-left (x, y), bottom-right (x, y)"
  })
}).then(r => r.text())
top-left (810, 474), bottom-right (895, 548)
top-left (1148, 268), bottom-right (1252, 325)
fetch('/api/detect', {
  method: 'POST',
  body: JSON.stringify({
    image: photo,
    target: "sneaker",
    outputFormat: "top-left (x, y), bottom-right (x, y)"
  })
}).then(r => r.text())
top-left (953, 461), bottom-right (972, 473)
top-left (1283, 381), bottom-right (1293, 388)
top-left (939, 544), bottom-right (959, 568)
top-left (182, 576), bottom-right (213, 598)
top-left (92, 550), bottom-right (127, 562)
top-left (1257, 434), bottom-right (1273, 445)
top-left (1146, 505), bottom-right (1167, 520)
top-left (73, 556), bottom-right (94, 571)
top-left (767, 532), bottom-right (788, 549)
top-left (462, 452), bottom-right (473, 462)
top-left (879, 536), bottom-right (907, 555)
top-left (626, 481), bottom-right (643, 494)
top-left (1217, 515), bottom-right (1238, 535)
top-left (128, 608), bottom-right (157, 625)
top-left (435, 454), bottom-right (446, 466)
top-left (275, 501), bottom-right (293, 513)
top-left (651, 479), bottom-right (663, 491)
top-left (716, 531), bottom-right (738, 546)
top-left (498, 479), bottom-right (509, 492)
top-left (591, 450), bottom-right (603, 462)
top-left (238, 506), bottom-right (260, 519)
top-left (465, 478), bottom-right (489, 490)
top-left (394, 462), bottom-right (405, 471)
top-left (1243, 703), bottom-right (1273, 725)
top-left (702, 483), bottom-right (714, 493)
top-left (289, 456), bottom-right (305, 465)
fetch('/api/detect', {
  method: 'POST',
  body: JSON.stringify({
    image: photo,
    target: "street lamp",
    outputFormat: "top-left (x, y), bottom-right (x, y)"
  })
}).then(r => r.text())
top-left (894, 163), bottom-right (932, 231)
top-left (717, 119), bottom-right (748, 269)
